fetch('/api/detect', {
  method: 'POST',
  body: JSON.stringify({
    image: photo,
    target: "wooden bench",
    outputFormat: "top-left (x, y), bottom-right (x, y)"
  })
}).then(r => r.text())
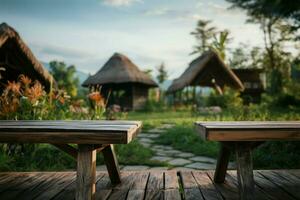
top-left (195, 121), bottom-right (300, 200)
top-left (0, 120), bottom-right (141, 200)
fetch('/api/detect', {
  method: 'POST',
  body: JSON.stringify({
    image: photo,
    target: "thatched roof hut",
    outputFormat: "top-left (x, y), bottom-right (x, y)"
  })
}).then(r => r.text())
top-left (0, 23), bottom-right (53, 91)
top-left (232, 68), bottom-right (265, 103)
top-left (167, 50), bottom-right (244, 94)
top-left (82, 53), bottom-right (158, 110)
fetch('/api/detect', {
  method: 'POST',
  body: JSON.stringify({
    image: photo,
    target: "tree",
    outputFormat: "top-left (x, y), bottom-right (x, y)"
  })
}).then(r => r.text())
top-left (229, 44), bottom-right (264, 69)
top-left (226, 0), bottom-right (300, 38)
top-left (156, 63), bottom-right (168, 101)
top-left (191, 19), bottom-right (217, 55)
top-left (49, 61), bottom-right (79, 97)
top-left (156, 62), bottom-right (168, 85)
top-left (226, 0), bottom-right (296, 94)
top-left (229, 44), bottom-right (249, 68)
top-left (210, 30), bottom-right (231, 60)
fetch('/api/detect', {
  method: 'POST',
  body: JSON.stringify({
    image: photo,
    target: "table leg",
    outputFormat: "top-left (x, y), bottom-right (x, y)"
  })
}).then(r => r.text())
top-left (102, 144), bottom-right (121, 185)
top-left (76, 144), bottom-right (97, 200)
top-left (214, 142), bottom-right (231, 183)
top-left (235, 142), bottom-right (254, 200)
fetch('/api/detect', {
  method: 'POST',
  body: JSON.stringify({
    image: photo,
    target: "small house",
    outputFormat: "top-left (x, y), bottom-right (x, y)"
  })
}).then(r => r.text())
top-left (232, 68), bottom-right (265, 103)
top-left (82, 53), bottom-right (158, 110)
top-left (0, 23), bottom-right (53, 91)
top-left (167, 50), bottom-right (244, 95)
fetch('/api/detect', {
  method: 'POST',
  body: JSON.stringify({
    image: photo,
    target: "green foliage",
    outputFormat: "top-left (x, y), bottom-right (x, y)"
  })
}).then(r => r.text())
top-left (49, 61), bottom-right (80, 98)
top-left (115, 140), bottom-right (163, 166)
top-left (142, 100), bottom-right (168, 112)
top-left (226, 0), bottom-right (300, 36)
top-left (191, 19), bottom-right (217, 55)
top-left (155, 125), bottom-right (219, 158)
top-left (205, 88), bottom-right (243, 109)
top-left (227, 0), bottom-right (297, 95)
top-left (229, 44), bottom-right (264, 69)
top-left (210, 30), bottom-right (231, 60)
top-left (0, 145), bottom-right (75, 171)
top-left (253, 141), bottom-right (300, 169)
top-left (156, 62), bottom-right (168, 85)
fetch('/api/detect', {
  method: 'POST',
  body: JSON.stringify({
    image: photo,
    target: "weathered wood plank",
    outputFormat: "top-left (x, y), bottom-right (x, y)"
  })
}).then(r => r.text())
top-left (107, 172), bottom-right (136, 200)
top-left (164, 189), bottom-right (181, 200)
top-left (53, 173), bottom-right (105, 200)
top-left (144, 171), bottom-right (164, 200)
top-left (252, 171), bottom-right (295, 200)
top-left (76, 144), bottom-right (97, 200)
top-left (21, 172), bottom-right (66, 200)
top-left (0, 120), bottom-right (141, 144)
top-left (180, 171), bottom-right (203, 200)
top-left (127, 189), bottom-right (145, 200)
top-left (207, 171), bottom-right (239, 200)
top-left (35, 172), bottom-right (76, 200)
top-left (95, 173), bottom-right (113, 200)
top-left (165, 170), bottom-right (179, 189)
top-left (193, 171), bottom-right (223, 200)
top-left (195, 121), bottom-right (300, 141)
top-left (163, 171), bottom-right (182, 200)
top-left (227, 170), bottom-right (275, 200)
top-left (260, 170), bottom-right (300, 199)
top-left (0, 170), bottom-right (299, 200)
top-left (0, 172), bottom-right (43, 193)
top-left (0, 173), bottom-right (52, 200)
top-left (126, 171), bottom-right (149, 200)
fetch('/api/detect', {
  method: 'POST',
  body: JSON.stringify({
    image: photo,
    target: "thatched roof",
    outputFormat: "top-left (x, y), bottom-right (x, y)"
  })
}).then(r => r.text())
top-left (0, 23), bottom-right (53, 91)
top-left (82, 53), bottom-right (158, 87)
top-left (167, 50), bottom-right (244, 93)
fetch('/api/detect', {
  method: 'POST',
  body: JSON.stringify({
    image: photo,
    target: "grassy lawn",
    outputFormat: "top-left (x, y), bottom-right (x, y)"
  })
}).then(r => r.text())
top-left (128, 108), bottom-right (300, 169)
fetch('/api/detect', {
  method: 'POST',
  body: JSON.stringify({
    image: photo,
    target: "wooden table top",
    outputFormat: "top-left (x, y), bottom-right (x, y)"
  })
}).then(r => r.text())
top-left (0, 120), bottom-right (142, 144)
top-left (195, 121), bottom-right (300, 141)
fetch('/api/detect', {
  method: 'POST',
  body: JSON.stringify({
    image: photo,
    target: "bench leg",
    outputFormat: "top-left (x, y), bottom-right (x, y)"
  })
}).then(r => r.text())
top-left (235, 142), bottom-right (254, 200)
top-left (76, 144), bottom-right (97, 200)
top-left (102, 144), bottom-right (121, 185)
top-left (214, 142), bottom-right (231, 183)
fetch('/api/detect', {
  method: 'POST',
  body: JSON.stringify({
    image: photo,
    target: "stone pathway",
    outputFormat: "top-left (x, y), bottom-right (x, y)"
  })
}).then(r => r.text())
top-left (135, 123), bottom-right (235, 170)
top-left (97, 123), bottom-right (235, 171)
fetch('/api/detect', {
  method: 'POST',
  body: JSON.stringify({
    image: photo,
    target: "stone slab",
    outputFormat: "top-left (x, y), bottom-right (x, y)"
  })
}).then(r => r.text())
top-left (185, 162), bottom-right (216, 170)
top-left (190, 156), bottom-right (217, 164)
top-left (122, 165), bottom-right (150, 171)
top-left (169, 158), bottom-right (191, 166)
top-left (150, 156), bottom-right (173, 162)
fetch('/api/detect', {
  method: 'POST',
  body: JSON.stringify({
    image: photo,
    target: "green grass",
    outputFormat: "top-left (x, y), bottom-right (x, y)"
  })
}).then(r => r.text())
top-left (154, 124), bottom-right (219, 158)
top-left (153, 122), bottom-right (300, 169)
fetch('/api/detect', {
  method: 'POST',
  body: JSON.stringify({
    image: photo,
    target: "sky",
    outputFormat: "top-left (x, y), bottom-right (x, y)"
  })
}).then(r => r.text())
top-left (0, 0), bottom-right (263, 79)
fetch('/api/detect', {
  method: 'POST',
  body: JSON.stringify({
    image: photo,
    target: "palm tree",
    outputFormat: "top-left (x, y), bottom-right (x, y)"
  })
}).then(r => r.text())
top-left (191, 19), bottom-right (217, 55)
top-left (210, 30), bottom-right (231, 60)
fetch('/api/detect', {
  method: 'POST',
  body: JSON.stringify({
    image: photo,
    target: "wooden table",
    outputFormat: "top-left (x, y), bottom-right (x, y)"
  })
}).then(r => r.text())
top-left (0, 120), bottom-right (141, 200)
top-left (195, 121), bottom-right (300, 200)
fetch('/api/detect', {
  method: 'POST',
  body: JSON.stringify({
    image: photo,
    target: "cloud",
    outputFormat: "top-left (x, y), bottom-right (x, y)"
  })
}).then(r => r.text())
top-left (144, 7), bottom-right (173, 16)
top-left (102, 0), bottom-right (142, 7)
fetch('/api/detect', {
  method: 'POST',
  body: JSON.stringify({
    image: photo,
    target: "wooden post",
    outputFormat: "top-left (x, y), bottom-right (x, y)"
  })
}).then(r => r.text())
top-left (214, 142), bottom-right (231, 183)
top-left (76, 144), bottom-right (97, 200)
top-left (102, 144), bottom-right (121, 185)
top-left (235, 142), bottom-right (255, 200)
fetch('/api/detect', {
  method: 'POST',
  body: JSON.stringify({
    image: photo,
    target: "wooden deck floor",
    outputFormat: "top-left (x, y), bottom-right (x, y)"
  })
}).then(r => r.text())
top-left (0, 170), bottom-right (299, 200)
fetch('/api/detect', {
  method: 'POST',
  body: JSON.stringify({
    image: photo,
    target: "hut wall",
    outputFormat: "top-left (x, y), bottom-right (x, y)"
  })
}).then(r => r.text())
top-left (100, 84), bottom-right (133, 110)
top-left (232, 69), bottom-right (265, 104)
top-left (132, 84), bottom-right (149, 110)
